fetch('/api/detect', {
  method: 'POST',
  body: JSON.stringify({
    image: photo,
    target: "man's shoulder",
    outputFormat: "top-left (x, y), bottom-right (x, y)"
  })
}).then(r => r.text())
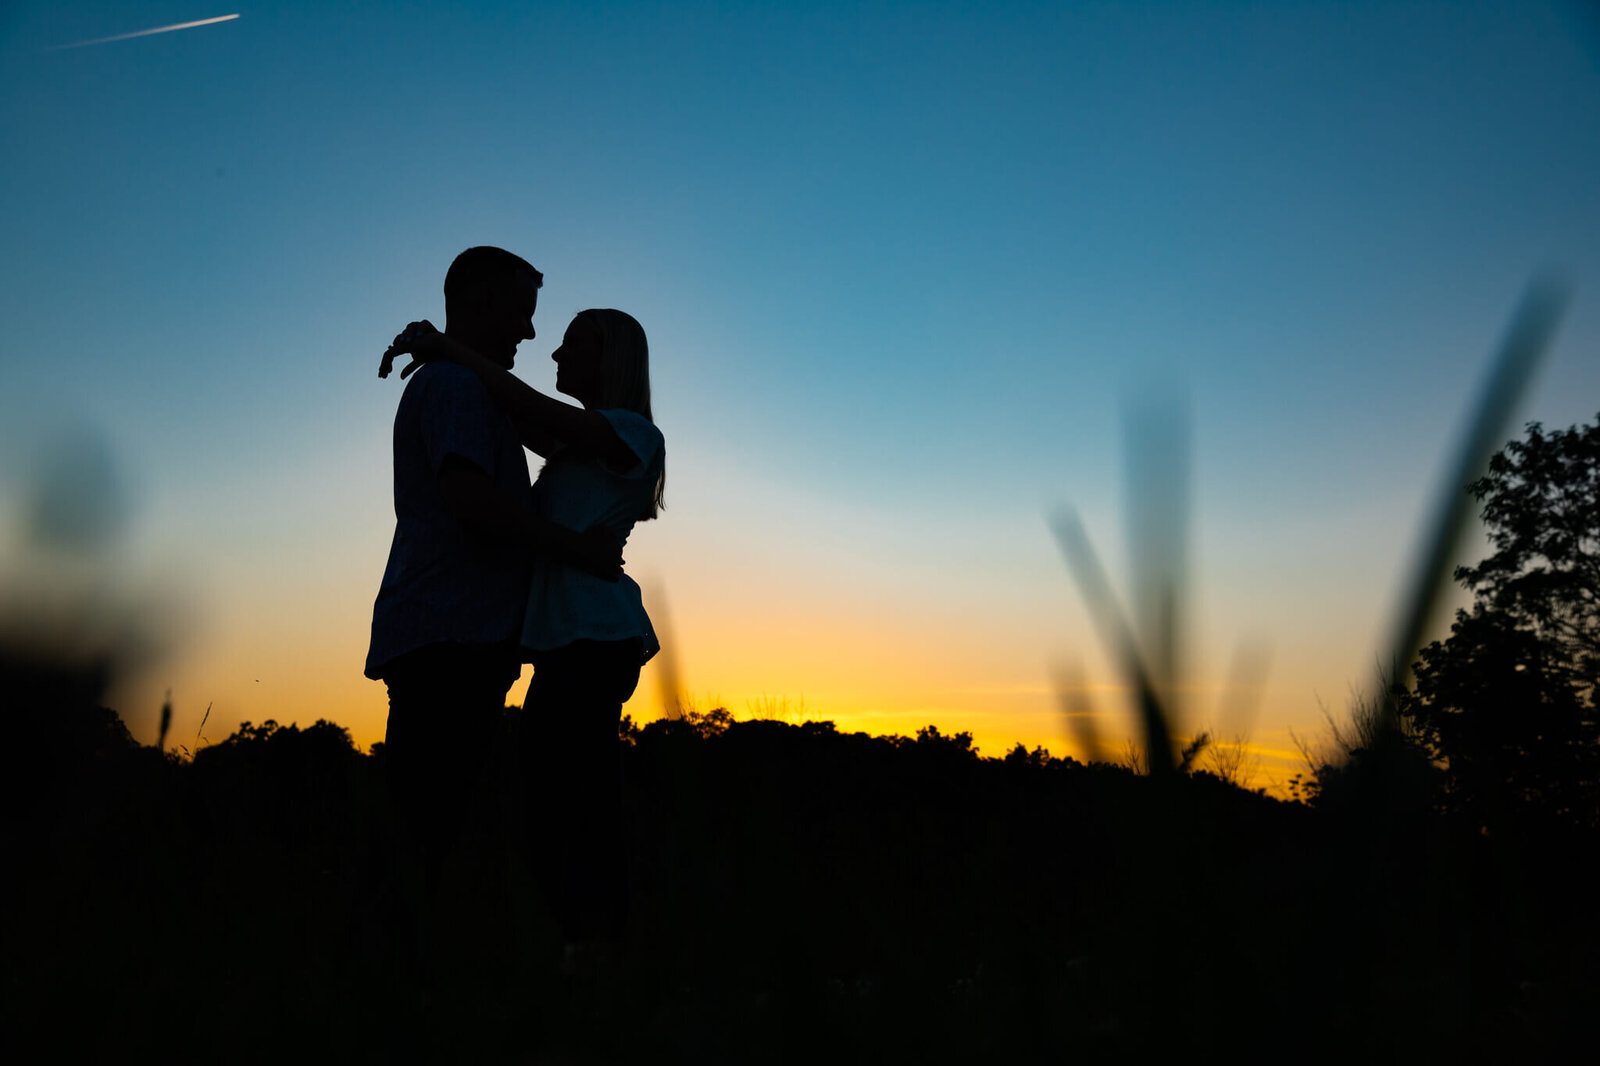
top-left (403, 360), bottom-right (485, 395)
top-left (398, 362), bottom-right (492, 413)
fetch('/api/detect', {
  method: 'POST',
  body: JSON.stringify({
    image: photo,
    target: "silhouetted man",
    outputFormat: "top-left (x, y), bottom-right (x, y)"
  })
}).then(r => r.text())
top-left (364, 247), bottom-right (615, 919)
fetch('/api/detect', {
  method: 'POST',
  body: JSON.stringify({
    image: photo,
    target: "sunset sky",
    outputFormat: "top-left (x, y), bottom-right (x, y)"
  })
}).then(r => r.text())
top-left (2, 1), bottom-right (1598, 790)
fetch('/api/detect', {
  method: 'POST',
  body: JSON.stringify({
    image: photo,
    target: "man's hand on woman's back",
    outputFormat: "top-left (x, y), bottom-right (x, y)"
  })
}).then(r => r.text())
top-left (568, 526), bottom-right (625, 583)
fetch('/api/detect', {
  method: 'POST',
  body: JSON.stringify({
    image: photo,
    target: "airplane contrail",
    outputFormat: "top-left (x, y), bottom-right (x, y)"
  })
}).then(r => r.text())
top-left (47, 14), bottom-right (240, 51)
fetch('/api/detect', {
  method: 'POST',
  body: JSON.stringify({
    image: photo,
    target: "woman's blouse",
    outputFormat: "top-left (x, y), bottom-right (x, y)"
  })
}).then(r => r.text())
top-left (522, 408), bottom-right (663, 662)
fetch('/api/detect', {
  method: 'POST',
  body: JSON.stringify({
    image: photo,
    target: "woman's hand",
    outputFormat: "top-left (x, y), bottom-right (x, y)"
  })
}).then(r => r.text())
top-left (379, 319), bottom-right (447, 379)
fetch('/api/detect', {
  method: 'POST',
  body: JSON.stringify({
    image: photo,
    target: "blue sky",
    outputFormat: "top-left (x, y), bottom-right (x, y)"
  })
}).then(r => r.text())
top-left (2, 2), bottom-right (1598, 781)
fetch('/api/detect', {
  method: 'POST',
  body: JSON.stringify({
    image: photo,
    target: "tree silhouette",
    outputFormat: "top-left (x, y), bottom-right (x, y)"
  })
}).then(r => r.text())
top-left (1401, 415), bottom-right (1600, 828)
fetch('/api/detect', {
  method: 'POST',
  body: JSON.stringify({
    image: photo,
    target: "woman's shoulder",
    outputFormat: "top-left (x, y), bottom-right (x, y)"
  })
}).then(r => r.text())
top-left (600, 408), bottom-right (665, 455)
top-left (600, 407), bottom-right (660, 431)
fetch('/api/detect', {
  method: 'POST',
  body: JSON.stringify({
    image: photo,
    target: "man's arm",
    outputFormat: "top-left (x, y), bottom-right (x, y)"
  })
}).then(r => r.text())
top-left (437, 456), bottom-right (622, 580)
top-left (452, 352), bottom-right (637, 470)
top-left (389, 324), bottom-right (639, 469)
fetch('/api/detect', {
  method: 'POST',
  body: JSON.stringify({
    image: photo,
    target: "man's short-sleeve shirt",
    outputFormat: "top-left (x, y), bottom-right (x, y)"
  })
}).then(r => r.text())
top-left (365, 362), bottom-right (532, 678)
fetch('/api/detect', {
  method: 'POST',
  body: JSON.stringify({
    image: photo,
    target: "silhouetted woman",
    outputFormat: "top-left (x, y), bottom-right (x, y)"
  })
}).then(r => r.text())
top-left (386, 309), bottom-right (664, 944)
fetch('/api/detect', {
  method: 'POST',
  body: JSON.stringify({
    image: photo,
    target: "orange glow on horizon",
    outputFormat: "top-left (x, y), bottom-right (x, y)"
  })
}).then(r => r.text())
top-left (113, 533), bottom-right (1328, 800)
top-left (129, 638), bottom-right (1314, 797)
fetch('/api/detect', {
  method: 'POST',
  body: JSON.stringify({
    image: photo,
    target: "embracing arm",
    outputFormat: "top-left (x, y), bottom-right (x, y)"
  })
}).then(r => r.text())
top-left (437, 456), bottom-right (622, 581)
top-left (387, 323), bottom-right (637, 468)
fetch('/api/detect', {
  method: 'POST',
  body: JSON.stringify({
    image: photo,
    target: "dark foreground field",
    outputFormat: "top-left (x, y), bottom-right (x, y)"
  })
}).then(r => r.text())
top-left (5, 693), bottom-right (1597, 1064)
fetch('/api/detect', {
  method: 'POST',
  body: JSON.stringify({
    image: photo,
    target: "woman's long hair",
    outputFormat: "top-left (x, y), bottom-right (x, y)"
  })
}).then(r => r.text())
top-left (579, 308), bottom-right (664, 520)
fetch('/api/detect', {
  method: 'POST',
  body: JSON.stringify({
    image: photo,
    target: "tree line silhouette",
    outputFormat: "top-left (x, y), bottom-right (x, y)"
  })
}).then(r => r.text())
top-left (6, 416), bottom-right (1600, 1062)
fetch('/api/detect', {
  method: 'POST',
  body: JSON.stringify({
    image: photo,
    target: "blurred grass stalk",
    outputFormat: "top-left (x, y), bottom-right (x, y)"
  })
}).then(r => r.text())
top-left (645, 581), bottom-right (685, 721)
top-left (1053, 272), bottom-right (1570, 784)
top-left (1050, 388), bottom-right (1192, 778)
top-left (1051, 508), bottom-right (1178, 778)
top-left (1374, 273), bottom-right (1570, 737)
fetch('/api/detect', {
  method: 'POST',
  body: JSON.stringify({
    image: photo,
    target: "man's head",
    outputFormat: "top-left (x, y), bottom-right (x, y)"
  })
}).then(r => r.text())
top-left (443, 246), bottom-right (543, 367)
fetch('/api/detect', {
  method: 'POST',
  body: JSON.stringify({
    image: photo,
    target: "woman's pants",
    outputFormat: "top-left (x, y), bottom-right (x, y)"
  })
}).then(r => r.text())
top-left (522, 637), bottom-right (643, 942)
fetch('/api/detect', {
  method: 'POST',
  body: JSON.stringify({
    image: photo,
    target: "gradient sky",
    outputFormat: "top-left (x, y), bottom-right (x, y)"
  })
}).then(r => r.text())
top-left (3, 1), bottom-right (1598, 790)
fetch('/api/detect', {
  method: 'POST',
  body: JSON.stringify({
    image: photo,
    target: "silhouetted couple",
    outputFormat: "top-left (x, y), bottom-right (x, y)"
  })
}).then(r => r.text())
top-left (364, 246), bottom-right (664, 956)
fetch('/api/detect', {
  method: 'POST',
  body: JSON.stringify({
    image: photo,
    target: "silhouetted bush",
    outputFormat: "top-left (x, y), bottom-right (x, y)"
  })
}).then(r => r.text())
top-left (1401, 416), bottom-right (1600, 830)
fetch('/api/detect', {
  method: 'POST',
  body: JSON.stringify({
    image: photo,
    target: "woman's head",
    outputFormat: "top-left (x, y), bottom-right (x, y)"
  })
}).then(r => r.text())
top-left (552, 309), bottom-right (652, 420)
top-left (551, 308), bottom-right (665, 519)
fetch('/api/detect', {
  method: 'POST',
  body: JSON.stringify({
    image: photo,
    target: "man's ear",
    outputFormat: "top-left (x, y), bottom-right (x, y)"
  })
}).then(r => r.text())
top-left (463, 284), bottom-right (494, 314)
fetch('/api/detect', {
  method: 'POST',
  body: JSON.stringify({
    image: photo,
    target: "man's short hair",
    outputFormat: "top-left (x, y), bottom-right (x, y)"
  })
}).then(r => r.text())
top-left (443, 246), bottom-right (542, 318)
